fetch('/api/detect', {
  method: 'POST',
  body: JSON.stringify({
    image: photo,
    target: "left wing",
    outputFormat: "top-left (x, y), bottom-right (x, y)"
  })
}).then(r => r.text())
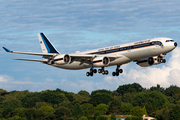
top-left (2, 47), bottom-right (57, 59)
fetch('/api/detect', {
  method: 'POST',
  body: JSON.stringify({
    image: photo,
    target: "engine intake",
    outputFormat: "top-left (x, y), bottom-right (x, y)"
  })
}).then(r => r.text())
top-left (136, 57), bottom-right (154, 67)
top-left (93, 56), bottom-right (110, 67)
top-left (53, 54), bottom-right (71, 65)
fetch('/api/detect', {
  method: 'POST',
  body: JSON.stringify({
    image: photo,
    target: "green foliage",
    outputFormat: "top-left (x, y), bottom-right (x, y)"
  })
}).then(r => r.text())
top-left (91, 89), bottom-right (111, 96)
top-left (78, 90), bottom-right (90, 97)
top-left (73, 94), bottom-right (90, 104)
top-left (39, 106), bottom-right (55, 113)
top-left (122, 92), bottom-right (136, 103)
top-left (116, 83), bottom-right (143, 96)
top-left (94, 112), bottom-right (100, 120)
top-left (96, 115), bottom-right (108, 120)
top-left (34, 102), bottom-right (51, 109)
top-left (165, 85), bottom-right (180, 97)
top-left (170, 105), bottom-right (180, 120)
top-left (95, 104), bottom-right (108, 115)
top-left (35, 108), bottom-right (56, 120)
top-left (79, 116), bottom-right (88, 120)
top-left (89, 93), bottom-right (114, 105)
top-left (2, 97), bottom-right (22, 117)
top-left (81, 103), bottom-right (94, 117)
top-left (125, 116), bottom-right (140, 120)
top-left (40, 92), bottom-right (68, 105)
top-left (108, 99), bottom-right (121, 114)
top-left (21, 92), bottom-right (41, 108)
top-left (130, 106), bottom-right (147, 118)
top-left (110, 113), bottom-right (116, 120)
top-left (25, 108), bottom-right (36, 120)
top-left (55, 106), bottom-right (71, 120)
top-left (121, 103), bottom-right (133, 115)
top-left (10, 108), bottom-right (26, 118)
top-left (72, 103), bottom-right (84, 119)
top-left (132, 91), bottom-right (169, 114)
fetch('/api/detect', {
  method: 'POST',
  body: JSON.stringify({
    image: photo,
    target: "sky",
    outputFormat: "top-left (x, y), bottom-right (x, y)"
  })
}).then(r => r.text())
top-left (1, 0), bottom-right (180, 93)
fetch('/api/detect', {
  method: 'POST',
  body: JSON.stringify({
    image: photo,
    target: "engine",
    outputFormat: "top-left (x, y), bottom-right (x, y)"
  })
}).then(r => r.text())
top-left (137, 56), bottom-right (166, 67)
top-left (136, 57), bottom-right (154, 67)
top-left (53, 54), bottom-right (71, 65)
top-left (93, 56), bottom-right (110, 67)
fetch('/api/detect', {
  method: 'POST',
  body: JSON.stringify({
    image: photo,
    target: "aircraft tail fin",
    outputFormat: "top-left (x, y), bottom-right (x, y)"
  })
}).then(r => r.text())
top-left (37, 33), bottom-right (59, 53)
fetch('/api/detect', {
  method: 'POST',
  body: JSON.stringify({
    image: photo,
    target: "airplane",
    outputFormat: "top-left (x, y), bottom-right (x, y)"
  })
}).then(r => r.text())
top-left (3, 33), bottom-right (177, 77)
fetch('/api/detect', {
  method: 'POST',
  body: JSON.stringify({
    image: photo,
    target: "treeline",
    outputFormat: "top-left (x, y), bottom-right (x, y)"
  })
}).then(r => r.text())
top-left (0, 83), bottom-right (180, 120)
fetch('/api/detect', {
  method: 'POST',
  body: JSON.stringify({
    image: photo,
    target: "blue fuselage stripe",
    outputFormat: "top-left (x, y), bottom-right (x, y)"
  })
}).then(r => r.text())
top-left (90, 42), bottom-right (155, 55)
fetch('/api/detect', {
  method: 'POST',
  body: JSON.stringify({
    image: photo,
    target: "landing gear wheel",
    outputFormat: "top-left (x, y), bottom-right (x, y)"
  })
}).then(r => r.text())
top-left (86, 72), bottom-right (90, 76)
top-left (116, 72), bottom-right (119, 76)
top-left (90, 72), bottom-right (93, 76)
top-left (105, 70), bottom-right (108, 75)
top-left (98, 69), bottom-right (102, 73)
top-left (119, 69), bottom-right (123, 73)
top-left (93, 69), bottom-right (97, 73)
top-left (112, 72), bottom-right (116, 76)
top-left (162, 59), bottom-right (166, 63)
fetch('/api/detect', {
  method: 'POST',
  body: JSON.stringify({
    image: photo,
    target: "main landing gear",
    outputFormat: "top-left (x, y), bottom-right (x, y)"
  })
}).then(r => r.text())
top-left (112, 65), bottom-right (123, 76)
top-left (98, 67), bottom-right (109, 75)
top-left (86, 68), bottom-right (97, 77)
top-left (86, 67), bottom-right (109, 77)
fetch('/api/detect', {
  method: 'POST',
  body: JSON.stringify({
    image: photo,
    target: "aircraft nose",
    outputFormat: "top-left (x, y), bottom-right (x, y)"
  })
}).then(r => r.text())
top-left (174, 42), bottom-right (177, 47)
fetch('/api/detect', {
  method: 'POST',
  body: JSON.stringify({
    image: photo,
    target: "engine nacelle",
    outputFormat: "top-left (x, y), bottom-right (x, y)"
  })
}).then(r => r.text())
top-left (93, 56), bottom-right (110, 67)
top-left (136, 57), bottom-right (154, 67)
top-left (53, 54), bottom-right (71, 65)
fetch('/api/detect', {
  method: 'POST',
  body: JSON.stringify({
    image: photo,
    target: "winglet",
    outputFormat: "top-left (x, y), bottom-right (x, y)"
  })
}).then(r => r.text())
top-left (2, 47), bottom-right (11, 52)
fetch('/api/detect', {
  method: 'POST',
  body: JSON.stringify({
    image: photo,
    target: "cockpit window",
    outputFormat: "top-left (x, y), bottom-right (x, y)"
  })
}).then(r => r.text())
top-left (152, 41), bottom-right (162, 46)
top-left (166, 40), bottom-right (174, 42)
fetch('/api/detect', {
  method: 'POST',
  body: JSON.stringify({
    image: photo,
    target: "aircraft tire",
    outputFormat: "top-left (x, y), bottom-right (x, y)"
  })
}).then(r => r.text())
top-left (112, 72), bottom-right (116, 76)
top-left (86, 72), bottom-right (90, 76)
top-left (119, 69), bottom-right (123, 73)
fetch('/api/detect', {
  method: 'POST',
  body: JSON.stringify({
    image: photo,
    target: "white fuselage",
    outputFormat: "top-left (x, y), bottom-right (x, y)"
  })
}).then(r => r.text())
top-left (51, 37), bottom-right (176, 70)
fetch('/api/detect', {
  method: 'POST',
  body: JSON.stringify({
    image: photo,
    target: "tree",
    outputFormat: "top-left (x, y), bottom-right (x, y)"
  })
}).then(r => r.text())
top-left (40, 92), bottom-right (68, 105)
top-left (79, 116), bottom-right (88, 120)
top-left (81, 103), bottom-right (94, 117)
top-left (110, 113), bottom-right (116, 120)
top-left (122, 92), bottom-right (136, 103)
top-left (34, 102), bottom-right (51, 109)
top-left (93, 112), bottom-right (100, 120)
top-left (2, 97), bottom-right (22, 117)
top-left (89, 93), bottom-right (114, 105)
top-left (25, 108), bottom-right (36, 120)
top-left (108, 99), bottom-right (121, 114)
top-left (165, 85), bottom-right (180, 97)
top-left (95, 104), bottom-right (108, 115)
top-left (132, 91), bottom-right (169, 114)
top-left (72, 103), bottom-right (84, 120)
top-left (91, 89), bottom-right (111, 96)
top-left (35, 107), bottom-right (56, 120)
top-left (121, 103), bottom-right (133, 115)
top-left (170, 105), bottom-right (180, 120)
top-left (55, 106), bottom-right (71, 120)
top-left (78, 90), bottom-right (90, 97)
top-left (9, 108), bottom-right (26, 118)
top-left (21, 92), bottom-right (41, 108)
top-left (116, 83), bottom-right (143, 96)
top-left (96, 115), bottom-right (108, 120)
top-left (130, 106), bottom-right (147, 118)
top-left (39, 106), bottom-right (55, 113)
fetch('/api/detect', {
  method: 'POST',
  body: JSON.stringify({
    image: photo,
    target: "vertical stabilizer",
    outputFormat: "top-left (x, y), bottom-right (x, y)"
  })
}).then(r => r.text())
top-left (37, 33), bottom-right (59, 53)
